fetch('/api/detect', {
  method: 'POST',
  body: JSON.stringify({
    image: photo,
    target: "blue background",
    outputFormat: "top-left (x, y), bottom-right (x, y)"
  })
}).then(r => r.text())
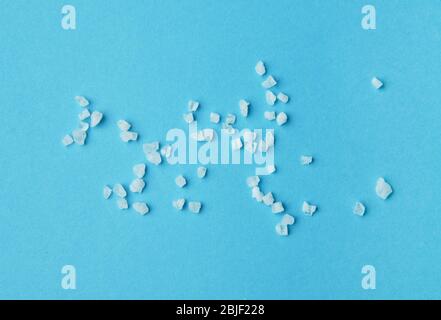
top-left (1, 0), bottom-right (441, 299)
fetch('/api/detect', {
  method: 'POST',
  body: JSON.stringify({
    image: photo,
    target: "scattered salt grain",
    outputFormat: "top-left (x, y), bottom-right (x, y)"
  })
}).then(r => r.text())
top-left (266, 164), bottom-right (276, 175)
top-left (188, 201), bottom-right (202, 213)
top-left (62, 134), bottom-right (74, 146)
top-left (264, 111), bottom-right (276, 121)
top-left (262, 75), bottom-right (277, 89)
top-left (252, 187), bottom-right (264, 202)
top-left (246, 176), bottom-right (260, 188)
top-left (281, 214), bottom-right (295, 226)
top-left (103, 186), bottom-right (112, 199)
top-left (133, 163), bottom-right (146, 178)
top-left (146, 151), bottom-right (162, 165)
top-left (78, 109), bottom-right (90, 121)
top-left (375, 177), bottom-right (393, 200)
top-left (276, 112), bottom-right (288, 126)
top-left (239, 100), bottom-right (249, 117)
top-left (275, 223), bottom-right (288, 236)
top-left (130, 178), bottom-right (145, 193)
top-left (133, 202), bottom-right (149, 215)
top-left (117, 198), bottom-right (128, 210)
top-left (183, 112), bottom-right (194, 124)
top-left (272, 202), bottom-right (284, 214)
top-left (175, 175), bottom-right (187, 188)
top-left (117, 120), bottom-right (131, 131)
top-left (143, 142), bottom-right (159, 153)
top-left (300, 155), bottom-right (313, 165)
top-left (302, 201), bottom-right (317, 216)
top-left (210, 112), bottom-right (220, 124)
top-left (113, 184), bottom-right (127, 198)
top-left (120, 131), bottom-right (138, 142)
top-left (90, 111), bottom-right (103, 127)
top-left (188, 100), bottom-right (200, 112)
top-left (277, 92), bottom-right (289, 104)
top-left (160, 145), bottom-right (173, 158)
top-left (255, 60), bottom-right (266, 76)
top-left (173, 198), bottom-right (186, 210)
top-left (79, 121), bottom-right (89, 132)
top-left (197, 166), bottom-right (207, 178)
top-left (72, 129), bottom-right (87, 145)
top-left (265, 90), bottom-right (277, 106)
top-left (353, 202), bottom-right (366, 216)
top-left (75, 96), bottom-right (89, 107)
top-left (263, 192), bottom-right (275, 206)
top-left (225, 113), bottom-right (236, 125)
top-left (371, 77), bottom-right (383, 89)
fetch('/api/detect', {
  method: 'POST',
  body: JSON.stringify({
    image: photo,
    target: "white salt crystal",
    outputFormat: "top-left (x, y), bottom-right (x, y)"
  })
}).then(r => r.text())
top-left (275, 223), bottom-right (288, 236)
top-left (375, 177), bottom-right (393, 200)
top-left (75, 96), bottom-right (89, 107)
top-left (222, 124), bottom-right (237, 136)
top-left (266, 164), bottom-right (276, 175)
top-left (272, 201), bottom-right (284, 214)
top-left (255, 60), bottom-right (266, 76)
top-left (281, 214), bottom-right (295, 226)
top-left (202, 129), bottom-right (215, 142)
top-left (210, 112), bottom-right (220, 124)
top-left (78, 109), bottom-right (90, 121)
top-left (183, 112), bottom-right (194, 124)
top-left (262, 75), bottom-right (277, 89)
top-left (188, 100), bottom-right (200, 112)
top-left (143, 142), bottom-right (159, 153)
top-left (120, 131), bottom-right (138, 142)
top-left (188, 201), bottom-right (202, 213)
top-left (276, 112), bottom-right (288, 126)
top-left (197, 166), bottom-right (207, 178)
top-left (130, 178), bottom-right (145, 193)
top-left (263, 192), bottom-right (275, 206)
top-left (266, 131), bottom-right (275, 148)
top-left (251, 186), bottom-right (261, 199)
top-left (225, 113), bottom-right (236, 125)
top-left (173, 198), bottom-right (186, 210)
top-left (72, 129), bottom-right (87, 145)
top-left (239, 99), bottom-right (249, 117)
top-left (133, 202), bottom-right (149, 215)
top-left (160, 145), bottom-right (173, 158)
top-left (103, 185), bottom-right (112, 199)
top-left (353, 202), bottom-right (366, 216)
top-left (146, 151), bottom-right (162, 165)
top-left (302, 201), bottom-right (317, 216)
top-left (277, 92), bottom-right (289, 103)
top-left (246, 176), bottom-right (260, 188)
top-left (133, 163), bottom-right (146, 178)
top-left (90, 111), bottom-right (103, 127)
top-left (62, 134), bottom-right (74, 146)
top-left (371, 77), bottom-right (383, 89)
top-left (265, 90), bottom-right (277, 106)
top-left (300, 155), bottom-right (313, 165)
top-left (79, 121), bottom-right (89, 132)
top-left (264, 111), bottom-right (276, 120)
top-left (175, 175), bottom-right (187, 188)
top-left (117, 198), bottom-right (128, 210)
top-left (232, 138), bottom-right (243, 150)
top-left (113, 184), bottom-right (127, 198)
top-left (117, 120), bottom-right (131, 131)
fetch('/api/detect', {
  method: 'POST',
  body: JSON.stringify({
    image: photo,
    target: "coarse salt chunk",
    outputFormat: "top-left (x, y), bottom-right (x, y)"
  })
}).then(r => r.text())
top-left (79, 121), bottom-right (89, 132)
top-left (117, 198), bottom-right (128, 210)
top-left (62, 134), bottom-right (74, 146)
top-left (173, 198), bottom-right (186, 210)
top-left (103, 185), bottom-right (112, 199)
top-left (113, 184), bottom-right (127, 198)
top-left (252, 187), bottom-right (264, 202)
top-left (375, 177), bottom-right (393, 200)
top-left (276, 112), bottom-right (288, 126)
top-left (222, 124), bottom-right (237, 136)
top-left (300, 155), bottom-right (313, 165)
top-left (281, 214), bottom-right (295, 226)
top-left (130, 178), bottom-right (145, 193)
top-left (255, 60), bottom-right (266, 76)
top-left (265, 90), bottom-right (277, 106)
top-left (197, 166), bottom-right (207, 178)
top-left (75, 96), bottom-right (89, 107)
top-left (90, 111), bottom-right (103, 127)
top-left (143, 142), bottom-right (159, 153)
top-left (353, 202), bottom-right (366, 216)
top-left (210, 112), bottom-right (220, 124)
top-left (133, 163), bottom-right (146, 178)
top-left (175, 175), bottom-right (187, 188)
top-left (239, 100), bottom-right (249, 117)
top-left (262, 75), bottom-right (277, 89)
top-left (72, 129), bottom-right (87, 145)
top-left (246, 176), bottom-right (260, 188)
top-left (263, 192), bottom-right (275, 206)
top-left (371, 77), bottom-right (383, 89)
top-left (183, 112), bottom-right (194, 124)
top-left (232, 138), bottom-right (243, 150)
top-left (78, 109), bottom-right (90, 121)
top-left (133, 202), bottom-right (149, 215)
top-left (277, 92), bottom-right (289, 104)
top-left (160, 145), bottom-right (173, 158)
top-left (225, 113), bottom-right (236, 125)
top-left (266, 164), bottom-right (276, 175)
top-left (146, 151), bottom-right (162, 165)
top-left (120, 131), bottom-right (138, 142)
top-left (272, 201), bottom-right (284, 214)
top-left (188, 201), bottom-right (202, 213)
top-left (188, 100), bottom-right (200, 112)
top-left (203, 129), bottom-right (215, 142)
top-left (117, 120), bottom-right (131, 131)
top-left (264, 111), bottom-right (276, 121)
top-left (275, 223), bottom-right (288, 236)
top-left (302, 201), bottom-right (317, 216)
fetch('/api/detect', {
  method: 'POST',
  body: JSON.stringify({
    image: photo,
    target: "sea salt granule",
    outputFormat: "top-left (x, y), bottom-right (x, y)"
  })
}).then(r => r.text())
top-left (225, 113), bottom-right (236, 125)
top-left (117, 120), bottom-right (131, 131)
top-left (197, 166), bottom-right (207, 178)
top-left (90, 111), bottom-right (103, 127)
top-left (255, 60), bottom-right (266, 76)
top-left (120, 131), bottom-right (138, 142)
top-left (188, 201), bottom-right (202, 213)
top-left (146, 151), bottom-right (162, 165)
top-left (173, 198), bottom-right (186, 210)
top-left (275, 223), bottom-right (288, 236)
top-left (222, 124), bottom-right (237, 136)
top-left (143, 142), bottom-right (159, 153)
top-left (72, 129), bottom-right (87, 145)
top-left (232, 138), bottom-right (243, 150)
top-left (62, 134), bottom-right (74, 146)
top-left (371, 77), bottom-right (383, 89)
top-left (130, 178), bottom-right (145, 193)
top-left (252, 187), bottom-right (264, 202)
top-left (75, 96), bottom-right (89, 107)
top-left (272, 201), bottom-right (284, 214)
top-left (188, 100), bottom-right (200, 112)
top-left (78, 109), bottom-right (90, 121)
top-left (246, 176), bottom-right (260, 188)
top-left (133, 202), bottom-right (149, 215)
top-left (353, 202), bottom-right (366, 216)
top-left (202, 129), bottom-right (215, 142)
top-left (262, 75), bottom-right (277, 89)
top-left (302, 201), bottom-right (317, 216)
top-left (264, 111), bottom-right (276, 121)
top-left (375, 177), bottom-right (393, 200)
top-left (117, 198), bottom-right (128, 210)
top-left (210, 112), bottom-right (220, 124)
top-left (239, 99), bottom-right (249, 117)
top-left (183, 112), bottom-right (194, 124)
top-left (79, 121), bottom-right (89, 132)
top-left (266, 164), bottom-right (276, 175)
top-left (281, 214), bottom-right (295, 226)
top-left (175, 175), bottom-right (187, 188)
top-left (263, 192), bottom-right (275, 206)
top-left (300, 155), bottom-right (313, 165)
top-left (276, 112), bottom-right (288, 126)
top-left (160, 145), bottom-right (173, 158)
top-left (277, 92), bottom-right (289, 104)
top-left (265, 90), bottom-right (277, 106)
top-left (103, 185), bottom-right (112, 199)
top-left (133, 163), bottom-right (146, 178)
top-left (113, 184), bottom-right (127, 198)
